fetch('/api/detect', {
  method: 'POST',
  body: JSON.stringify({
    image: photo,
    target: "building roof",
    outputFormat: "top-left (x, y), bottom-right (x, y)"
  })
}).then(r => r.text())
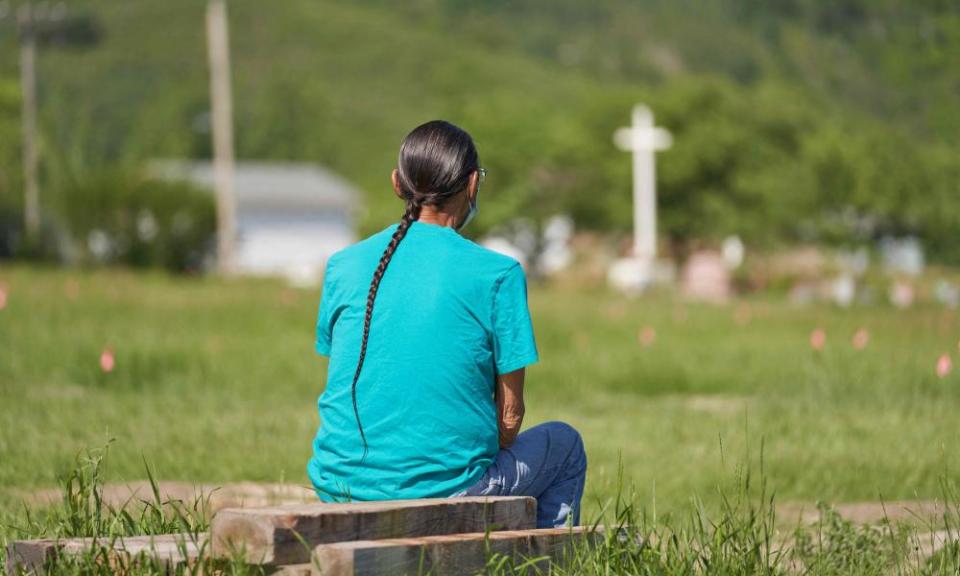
top-left (150, 160), bottom-right (360, 211)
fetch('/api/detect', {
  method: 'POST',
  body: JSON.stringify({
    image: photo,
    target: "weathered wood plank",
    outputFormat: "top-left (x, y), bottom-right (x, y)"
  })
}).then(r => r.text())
top-left (211, 496), bottom-right (536, 566)
top-left (6, 539), bottom-right (57, 576)
top-left (5, 533), bottom-right (206, 575)
top-left (269, 564), bottom-right (314, 576)
top-left (312, 526), bottom-right (603, 576)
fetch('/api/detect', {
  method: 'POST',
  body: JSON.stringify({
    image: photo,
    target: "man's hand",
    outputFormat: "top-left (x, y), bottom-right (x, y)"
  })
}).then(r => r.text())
top-left (495, 368), bottom-right (525, 449)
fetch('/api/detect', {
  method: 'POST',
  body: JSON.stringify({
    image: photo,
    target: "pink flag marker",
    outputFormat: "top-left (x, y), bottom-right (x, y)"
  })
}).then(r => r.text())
top-left (810, 328), bottom-right (826, 351)
top-left (0, 286), bottom-right (6, 311)
top-left (100, 348), bottom-right (115, 373)
top-left (638, 326), bottom-right (656, 347)
top-left (936, 354), bottom-right (952, 378)
top-left (852, 328), bottom-right (869, 350)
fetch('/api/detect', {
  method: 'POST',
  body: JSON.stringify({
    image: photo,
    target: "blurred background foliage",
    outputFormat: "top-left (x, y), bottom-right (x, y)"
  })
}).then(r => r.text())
top-left (0, 0), bottom-right (956, 265)
top-left (58, 171), bottom-right (214, 271)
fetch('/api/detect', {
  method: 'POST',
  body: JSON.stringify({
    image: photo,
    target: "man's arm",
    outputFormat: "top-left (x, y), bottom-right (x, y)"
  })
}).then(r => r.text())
top-left (495, 368), bottom-right (526, 449)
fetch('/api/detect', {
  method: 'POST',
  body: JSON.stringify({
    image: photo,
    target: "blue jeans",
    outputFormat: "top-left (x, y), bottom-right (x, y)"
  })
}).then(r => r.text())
top-left (449, 421), bottom-right (587, 528)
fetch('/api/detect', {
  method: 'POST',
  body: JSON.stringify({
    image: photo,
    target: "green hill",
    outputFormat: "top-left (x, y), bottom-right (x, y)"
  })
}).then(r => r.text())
top-left (0, 0), bottom-right (957, 259)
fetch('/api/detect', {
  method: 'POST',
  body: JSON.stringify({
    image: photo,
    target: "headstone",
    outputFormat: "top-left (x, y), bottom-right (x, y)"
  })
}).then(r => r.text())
top-left (87, 229), bottom-right (112, 262)
top-left (136, 209), bottom-right (159, 242)
top-left (837, 247), bottom-right (869, 276)
top-left (721, 236), bottom-right (744, 269)
top-left (480, 218), bottom-right (538, 270)
top-left (538, 214), bottom-right (574, 276)
top-left (480, 237), bottom-right (528, 269)
top-left (788, 280), bottom-right (819, 306)
top-left (934, 280), bottom-right (959, 309)
top-left (889, 279), bottom-right (915, 309)
top-left (681, 251), bottom-right (731, 303)
top-left (880, 236), bottom-right (924, 277)
top-left (608, 258), bottom-right (676, 294)
top-left (830, 274), bottom-right (855, 308)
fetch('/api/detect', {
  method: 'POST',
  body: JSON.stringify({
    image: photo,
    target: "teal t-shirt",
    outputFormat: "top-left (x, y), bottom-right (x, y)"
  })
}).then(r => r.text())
top-left (308, 221), bottom-right (539, 502)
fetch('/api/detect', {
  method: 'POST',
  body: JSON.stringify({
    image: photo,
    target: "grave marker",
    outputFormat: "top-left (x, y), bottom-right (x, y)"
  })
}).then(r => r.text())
top-left (609, 105), bottom-right (672, 292)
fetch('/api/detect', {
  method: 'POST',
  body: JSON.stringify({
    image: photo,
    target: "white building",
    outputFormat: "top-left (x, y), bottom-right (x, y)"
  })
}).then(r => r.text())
top-left (153, 160), bottom-right (359, 284)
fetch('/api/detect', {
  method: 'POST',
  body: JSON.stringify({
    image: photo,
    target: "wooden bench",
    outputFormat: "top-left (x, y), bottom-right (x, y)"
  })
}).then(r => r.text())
top-left (5, 533), bottom-right (205, 575)
top-left (6, 496), bottom-right (602, 575)
top-left (211, 496), bottom-right (536, 565)
top-left (310, 526), bottom-right (600, 575)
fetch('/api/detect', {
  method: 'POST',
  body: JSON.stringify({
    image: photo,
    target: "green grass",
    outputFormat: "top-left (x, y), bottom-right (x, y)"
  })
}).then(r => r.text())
top-left (5, 265), bottom-right (957, 506)
top-left (3, 443), bottom-right (959, 575)
top-left (1, 265), bottom-right (959, 572)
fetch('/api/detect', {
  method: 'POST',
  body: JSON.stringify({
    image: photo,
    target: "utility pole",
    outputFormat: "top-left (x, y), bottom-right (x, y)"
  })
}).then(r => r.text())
top-left (18, 3), bottom-right (40, 238)
top-left (206, 0), bottom-right (237, 274)
top-left (7, 2), bottom-right (99, 242)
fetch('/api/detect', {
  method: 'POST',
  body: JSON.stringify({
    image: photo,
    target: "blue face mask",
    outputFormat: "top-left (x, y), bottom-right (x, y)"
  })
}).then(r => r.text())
top-left (456, 168), bottom-right (484, 232)
top-left (457, 195), bottom-right (478, 232)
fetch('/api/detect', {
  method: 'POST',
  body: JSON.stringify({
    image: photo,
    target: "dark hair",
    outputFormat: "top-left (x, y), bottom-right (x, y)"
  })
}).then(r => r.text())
top-left (350, 120), bottom-right (479, 459)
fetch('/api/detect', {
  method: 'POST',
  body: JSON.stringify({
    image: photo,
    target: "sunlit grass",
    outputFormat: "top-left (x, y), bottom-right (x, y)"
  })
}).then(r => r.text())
top-left (1, 265), bottom-right (958, 569)
top-left (2, 444), bottom-right (958, 574)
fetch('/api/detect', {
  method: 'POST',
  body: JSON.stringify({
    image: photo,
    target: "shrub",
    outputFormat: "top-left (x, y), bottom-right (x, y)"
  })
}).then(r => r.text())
top-left (58, 170), bottom-right (215, 273)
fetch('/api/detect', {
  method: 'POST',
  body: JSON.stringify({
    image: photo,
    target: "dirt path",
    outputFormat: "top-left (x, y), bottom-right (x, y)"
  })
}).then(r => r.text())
top-left (15, 481), bottom-right (317, 513)
top-left (778, 500), bottom-right (950, 526)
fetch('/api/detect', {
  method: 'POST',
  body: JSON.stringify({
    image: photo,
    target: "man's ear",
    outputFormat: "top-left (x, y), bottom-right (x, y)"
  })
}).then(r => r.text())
top-left (391, 169), bottom-right (404, 199)
top-left (467, 170), bottom-right (479, 202)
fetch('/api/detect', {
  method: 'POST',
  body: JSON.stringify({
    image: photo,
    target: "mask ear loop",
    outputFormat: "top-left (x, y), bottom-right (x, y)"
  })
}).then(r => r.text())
top-left (456, 168), bottom-right (483, 232)
top-left (456, 198), bottom-right (477, 232)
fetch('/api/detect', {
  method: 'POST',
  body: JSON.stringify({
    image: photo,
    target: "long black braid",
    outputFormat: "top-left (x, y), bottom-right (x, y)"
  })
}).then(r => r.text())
top-left (350, 120), bottom-right (479, 459)
top-left (350, 201), bottom-right (420, 460)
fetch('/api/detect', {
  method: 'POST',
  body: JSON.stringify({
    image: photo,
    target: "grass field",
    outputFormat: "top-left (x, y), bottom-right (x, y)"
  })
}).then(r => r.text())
top-left (1, 265), bottom-right (959, 507)
top-left (1, 265), bottom-right (959, 572)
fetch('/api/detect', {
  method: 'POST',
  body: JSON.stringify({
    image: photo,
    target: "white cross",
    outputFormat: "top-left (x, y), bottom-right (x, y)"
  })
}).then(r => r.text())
top-left (613, 105), bottom-right (672, 262)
